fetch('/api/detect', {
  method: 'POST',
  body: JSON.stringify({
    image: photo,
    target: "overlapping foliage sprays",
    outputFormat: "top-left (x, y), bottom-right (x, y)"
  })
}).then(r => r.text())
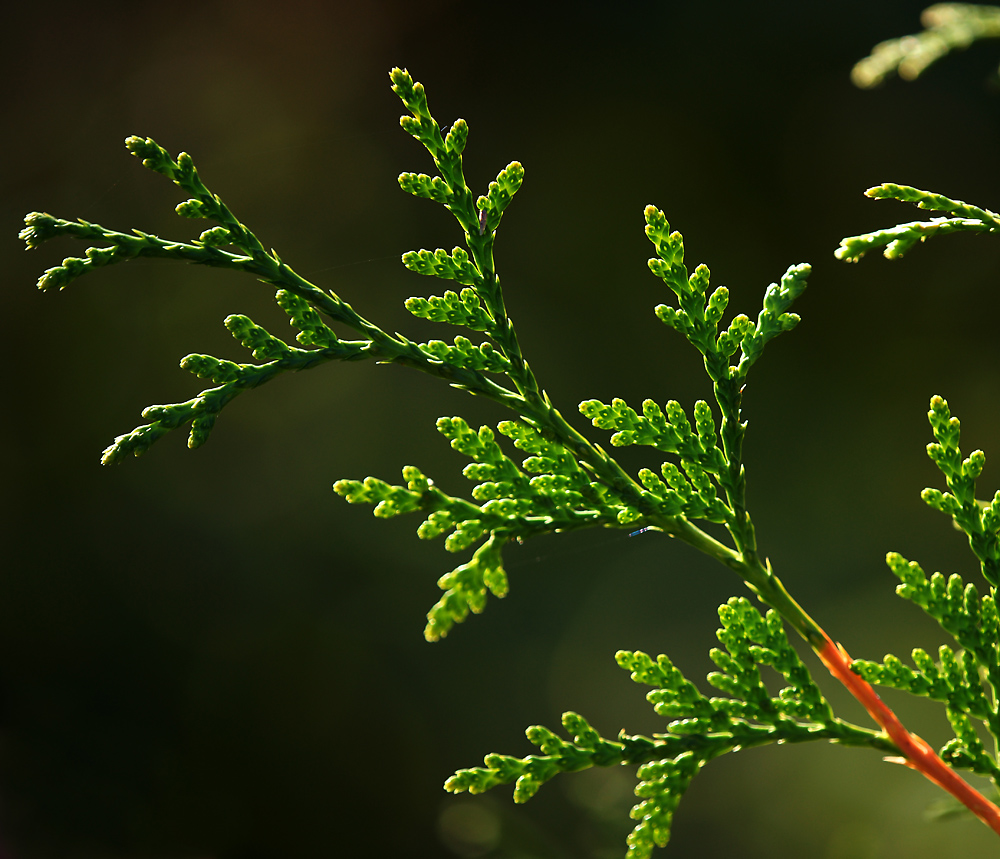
top-left (20, 5), bottom-right (1000, 851)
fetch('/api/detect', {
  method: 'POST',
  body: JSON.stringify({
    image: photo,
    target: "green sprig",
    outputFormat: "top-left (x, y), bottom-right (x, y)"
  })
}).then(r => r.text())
top-left (20, 212), bottom-right (254, 291)
top-left (22, 132), bottom-right (544, 460)
top-left (448, 597), bottom-right (892, 854)
top-left (851, 4), bottom-right (1000, 88)
top-left (425, 534), bottom-right (509, 642)
top-left (33, 66), bottom-right (991, 855)
top-left (868, 400), bottom-right (1000, 758)
top-left (922, 396), bottom-right (1000, 586)
top-left (333, 413), bottom-right (628, 639)
top-left (404, 287), bottom-right (493, 330)
top-left (401, 247), bottom-right (484, 288)
top-left (853, 565), bottom-right (1000, 778)
top-left (836, 185), bottom-right (1000, 262)
top-left (103, 315), bottom-right (367, 463)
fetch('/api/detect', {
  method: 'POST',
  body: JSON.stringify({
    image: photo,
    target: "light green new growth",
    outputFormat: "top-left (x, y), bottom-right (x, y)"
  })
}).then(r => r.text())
top-left (836, 183), bottom-right (1000, 262)
top-left (20, 27), bottom-right (1000, 852)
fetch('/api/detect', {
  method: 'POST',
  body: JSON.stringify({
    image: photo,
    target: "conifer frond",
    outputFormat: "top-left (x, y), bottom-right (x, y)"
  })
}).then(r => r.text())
top-left (19, 212), bottom-right (256, 291)
top-left (840, 27), bottom-right (1000, 264)
top-left (643, 207), bottom-right (808, 377)
top-left (851, 644), bottom-right (999, 778)
top-left (29, 63), bottom-right (1000, 853)
top-left (104, 338), bottom-right (366, 463)
top-left (447, 597), bottom-right (893, 855)
top-left (333, 415), bottom-right (628, 639)
top-left (835, 185), bottom-right (1000, 262)
top-left (846, 397), bottom-right (1000, 790)
top-left (401, 248), bottom-right (484, 288)
top-left (102, 292), bottom-right (369, 462)
top-left (404, 287), bottom-right (493, 330)
top-left (836, 216), bottom-right (998, 261)
top-left (867, 183), bottom-right (1000, 225)
top-left (922, 396), bottom-right (1000, 586)
top-left (886, 553), bottom-right (1000, 661)
top-left (850, 550), bottom-right (1000, 780)
top-left (578, 398), bottom-right (724, 467)
top-left (23, 120), bottom-right (534, 460)
top-left (875, 547), bottom-right (1000, 739)
top-left (426, 534), bottom-right (508, 642)
top-left (416, 336), bottom-right (511, 373)
top-left (581, 215), bottom-right (810, 548)
top-left (852, 3), bottom-right (1000, 88)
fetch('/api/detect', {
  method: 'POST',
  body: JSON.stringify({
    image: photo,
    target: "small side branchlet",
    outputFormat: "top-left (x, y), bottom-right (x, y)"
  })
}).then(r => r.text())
top-left (851, 3), bottom-right (1000, 88)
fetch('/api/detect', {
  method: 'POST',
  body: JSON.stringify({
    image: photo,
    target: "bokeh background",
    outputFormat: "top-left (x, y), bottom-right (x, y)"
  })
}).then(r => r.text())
top-left (5, 1), bottom-right (1000, 856)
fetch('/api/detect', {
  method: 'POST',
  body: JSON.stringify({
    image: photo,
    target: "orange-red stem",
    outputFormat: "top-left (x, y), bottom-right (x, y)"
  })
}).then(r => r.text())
top-left (666, 518), bottom-right (1000, 830)
top-left (816, 633), bottom-right (1000, 835)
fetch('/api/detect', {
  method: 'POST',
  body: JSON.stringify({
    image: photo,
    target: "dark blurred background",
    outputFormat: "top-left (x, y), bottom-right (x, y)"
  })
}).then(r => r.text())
top-left (5, 1), bottom-right (1000, 856)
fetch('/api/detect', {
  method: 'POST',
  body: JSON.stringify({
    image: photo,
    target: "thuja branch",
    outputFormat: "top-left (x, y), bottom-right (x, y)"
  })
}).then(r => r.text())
top-left (22, 66), bottom-right (1000, 852)
top-left (20, 212), bottom-right (532, 461)
top-left (372, 71), bottom-right (1000, 840)
top-left (20, 81), bottom-right (803, 601)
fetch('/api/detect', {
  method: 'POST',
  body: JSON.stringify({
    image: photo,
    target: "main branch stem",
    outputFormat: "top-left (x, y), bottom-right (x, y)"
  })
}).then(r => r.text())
top-left (817, 634), bottom-right (1000, 835)
top-left (660, 516), bottom-right (1000, 832)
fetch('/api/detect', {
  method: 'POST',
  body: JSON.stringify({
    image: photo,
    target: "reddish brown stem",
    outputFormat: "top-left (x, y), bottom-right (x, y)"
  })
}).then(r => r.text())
top-left (816, 633), bottom-right (1000, 835)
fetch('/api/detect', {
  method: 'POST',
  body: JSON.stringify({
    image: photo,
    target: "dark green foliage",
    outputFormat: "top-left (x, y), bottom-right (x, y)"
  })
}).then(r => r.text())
top-left (101, 292), bottom-right (368, 463)
top-left (19, 67), bottom-right (815, 645)
top-left (327, 68), bottom-right (813, 650)
top-left (14, 65), bottom-right (883, 855)
top-left (837, 23), bottom-right (1000, 780)
top-left (836, 13), bottom-right (1000, 781)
